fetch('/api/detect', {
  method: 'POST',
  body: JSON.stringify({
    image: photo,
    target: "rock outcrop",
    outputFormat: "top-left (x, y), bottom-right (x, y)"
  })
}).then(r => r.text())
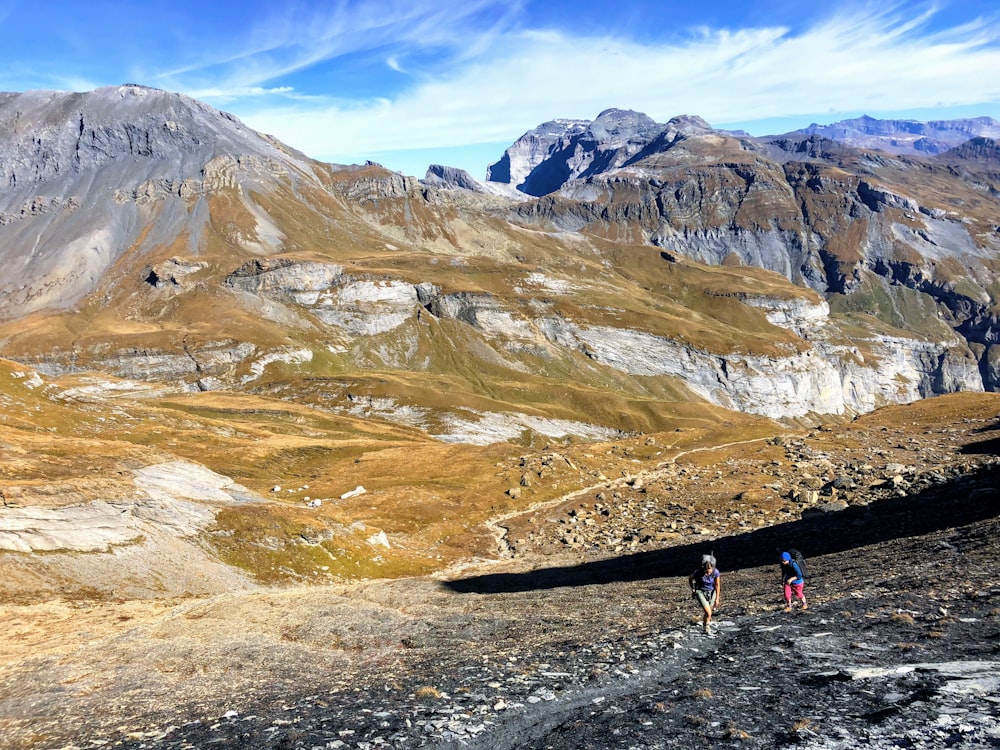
top-left (0, 459), bottom-right (259, 552)
top-left (217, 257), bottom-right (984, 421)
top-left (423, 164), bottom-right (485, 192)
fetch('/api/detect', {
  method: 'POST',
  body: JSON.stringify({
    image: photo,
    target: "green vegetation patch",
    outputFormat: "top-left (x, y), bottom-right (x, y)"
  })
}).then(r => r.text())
top-left (829, 272), bottom-right (956, 338)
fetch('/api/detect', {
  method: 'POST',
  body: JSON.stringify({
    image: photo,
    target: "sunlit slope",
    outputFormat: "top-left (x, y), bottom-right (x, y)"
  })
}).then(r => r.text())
top-left (0, 359), bottom-right (778, 601)
top-left (0, 158), bottom-right (833, 435)
top-left (2, 88), bottom-right (992, 433)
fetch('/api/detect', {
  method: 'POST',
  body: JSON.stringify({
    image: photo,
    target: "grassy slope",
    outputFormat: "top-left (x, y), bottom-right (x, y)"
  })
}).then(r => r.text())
top-left (0, 165), bottom-right (826, 442)
top-left (0, 358), bottom-right (778, 598)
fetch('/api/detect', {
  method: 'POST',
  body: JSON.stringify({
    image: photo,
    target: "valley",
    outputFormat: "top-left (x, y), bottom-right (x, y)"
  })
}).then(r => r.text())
top-left (1, 378), bottom-right (997, 749)
top-left (1, 87), bottom-right (1000, 748)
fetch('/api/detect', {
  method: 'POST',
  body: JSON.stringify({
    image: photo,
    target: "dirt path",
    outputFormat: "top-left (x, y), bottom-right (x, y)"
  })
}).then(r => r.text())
top-left (477, 437), bottom-right (773, 562)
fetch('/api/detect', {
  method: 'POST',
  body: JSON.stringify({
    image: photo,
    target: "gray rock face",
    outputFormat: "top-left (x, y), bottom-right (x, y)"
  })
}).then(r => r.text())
top-left (218, 257), bottom-right (983, 420)
top-left (226, 258), bottom-right (420, 337)
top-left (486, 109), bottom-right (715, 196)
top-left (225, 257), bottom-right (345, 295)
top-left (486, 117), bottom-right (589, 187)
top-left (0, 85), bottom-right (302, 188)
top-left (940, 137), bottom-right (1000, 165)
top-left (787, 114), bottom-right (1000, 155)
top-left (96, 341), bottom-right (258, 382)
top-left (536, 308), bottom-right (982, 419)
top-left (0, 84), bottom-right (314, 319)
top-left (423, 164), bottom-right (484, 192)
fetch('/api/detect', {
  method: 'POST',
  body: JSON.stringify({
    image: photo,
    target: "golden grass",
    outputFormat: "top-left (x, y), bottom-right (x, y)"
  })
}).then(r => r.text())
top-left (2, 350), bottom-right (999, 602)
top-left (0, 355), bottom-right (783, 586)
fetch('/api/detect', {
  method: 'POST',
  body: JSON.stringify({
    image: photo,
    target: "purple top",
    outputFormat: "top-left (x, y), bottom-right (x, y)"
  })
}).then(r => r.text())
top-left (695, 568), bottom-right (720, 593)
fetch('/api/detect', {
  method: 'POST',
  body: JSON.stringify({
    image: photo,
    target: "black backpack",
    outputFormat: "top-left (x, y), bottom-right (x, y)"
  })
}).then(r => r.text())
top-left (787, 548), bottom-right (807, 578)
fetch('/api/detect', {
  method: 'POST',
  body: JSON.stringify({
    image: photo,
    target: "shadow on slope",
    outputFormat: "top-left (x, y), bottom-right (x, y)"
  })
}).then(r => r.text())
top-left (443, 465), bottom-right (1000, 594)
top-left (960, 435), bottom-right (1000, 454)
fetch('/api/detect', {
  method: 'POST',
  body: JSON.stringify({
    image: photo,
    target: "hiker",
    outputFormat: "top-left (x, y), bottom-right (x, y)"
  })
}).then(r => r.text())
top-left (780, 551), bottom-right (808, 612)
top-left (689, 554), bottom-right (721, 636)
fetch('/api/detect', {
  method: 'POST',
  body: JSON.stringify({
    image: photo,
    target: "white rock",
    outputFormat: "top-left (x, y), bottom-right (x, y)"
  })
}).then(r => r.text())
top-left (0, 460), bottom-right (260, 553)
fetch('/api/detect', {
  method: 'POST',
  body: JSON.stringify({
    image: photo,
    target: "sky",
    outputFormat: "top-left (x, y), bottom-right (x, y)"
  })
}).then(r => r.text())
top-left (1, 0), bottom-right (999, 178)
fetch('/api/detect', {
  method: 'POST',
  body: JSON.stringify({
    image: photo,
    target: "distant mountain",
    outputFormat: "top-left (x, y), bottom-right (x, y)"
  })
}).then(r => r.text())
top-left (486, 108), bottom-right (712, 196)
top-left (485, 111), bottom-right (1000, 197)
top-left (783, 114), bottom-right (1000, 155)
top-left (939, 136), bottom-right (1000, 165)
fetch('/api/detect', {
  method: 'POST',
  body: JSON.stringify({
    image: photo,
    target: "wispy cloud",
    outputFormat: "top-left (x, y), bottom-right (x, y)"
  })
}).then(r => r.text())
top-left (152, 0), bottom-right (521, 95)
top-left (11, 2), bottom-right (991, 170)
top-left (226, 5), bottom-right (1000, 162)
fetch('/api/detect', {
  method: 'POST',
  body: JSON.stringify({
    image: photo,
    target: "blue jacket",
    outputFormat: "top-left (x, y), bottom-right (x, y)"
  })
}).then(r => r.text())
top-left (783, 560), bottom-right (803, 585)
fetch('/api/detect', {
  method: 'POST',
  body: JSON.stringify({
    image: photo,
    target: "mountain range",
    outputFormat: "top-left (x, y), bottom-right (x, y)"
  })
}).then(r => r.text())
top-left (3, 86), bottom-right (1000, 433)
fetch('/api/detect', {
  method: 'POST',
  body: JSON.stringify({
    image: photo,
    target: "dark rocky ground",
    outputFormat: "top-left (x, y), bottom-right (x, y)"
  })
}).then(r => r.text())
top-left (3, 406), bottom-right (1000, 750)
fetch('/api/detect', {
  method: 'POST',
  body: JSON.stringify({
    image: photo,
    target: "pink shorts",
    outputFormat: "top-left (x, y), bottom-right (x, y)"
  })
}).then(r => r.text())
top-left (784, 582), bottom-right (804, 600)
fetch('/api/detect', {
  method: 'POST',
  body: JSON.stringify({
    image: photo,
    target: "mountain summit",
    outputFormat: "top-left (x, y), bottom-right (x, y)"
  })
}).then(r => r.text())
top-left (0, 84), bottom-right (315, 317)
top-left (486, 108), bottom-right (712, 196)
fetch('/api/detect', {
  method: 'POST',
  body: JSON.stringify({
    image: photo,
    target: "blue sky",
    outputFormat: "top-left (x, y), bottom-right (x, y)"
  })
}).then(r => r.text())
top-left (2, 1), bottom-right (999, 178)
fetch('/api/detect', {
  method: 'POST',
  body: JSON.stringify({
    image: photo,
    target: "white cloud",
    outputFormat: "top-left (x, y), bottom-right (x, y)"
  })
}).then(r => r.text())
top-left (186, 86), bottom-right (298, 104)
top-left (153, 0), bottom-right (520, 95)
top-left (231, 6), bottom-right (1000, 162)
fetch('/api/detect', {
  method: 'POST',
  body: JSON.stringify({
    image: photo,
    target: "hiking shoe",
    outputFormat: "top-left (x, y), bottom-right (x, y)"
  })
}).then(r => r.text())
top-left (783, 606), bottom-right (792, 613)
top-left (801, 604), bottom-right (809, 611)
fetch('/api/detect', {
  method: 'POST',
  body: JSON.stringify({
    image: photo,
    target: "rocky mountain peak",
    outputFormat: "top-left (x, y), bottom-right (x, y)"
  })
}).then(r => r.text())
top-left (940, 136), bottom-right (1000, 164)
top-left (487, 108), bottom-right (720, 196)
top-left (788, 114), bottom-right (1000, 155)
top-left (586, 108), bottom-right (660, 143)
top-left (423, 164), bottom-right (485, 192)
top-left (663, 114), bottom-right (714, 135)
top-left (0, 84), bottom-right (303, 190)
top-left (484, 118), bottom-right (590, 185)
top-left (760, 133), bottom-right (857, 162)
top-left (0, 84), bottom-right (317, 320)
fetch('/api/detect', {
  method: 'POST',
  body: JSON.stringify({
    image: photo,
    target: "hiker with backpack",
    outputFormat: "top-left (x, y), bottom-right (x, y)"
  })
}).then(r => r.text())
top-left (780, 550), bottom-right (808, 612)
top-left (689, 554), bottom-right (722, 636)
